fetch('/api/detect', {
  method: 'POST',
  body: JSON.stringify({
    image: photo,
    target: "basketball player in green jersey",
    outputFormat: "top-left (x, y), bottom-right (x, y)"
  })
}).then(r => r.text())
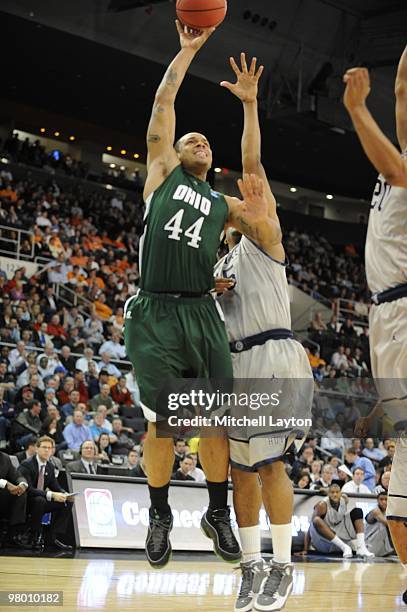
top-left (124, 21), bottom-right (282, 569)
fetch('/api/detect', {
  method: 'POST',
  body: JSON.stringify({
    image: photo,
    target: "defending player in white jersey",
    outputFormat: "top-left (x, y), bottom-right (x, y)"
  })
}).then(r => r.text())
top-left (215, 54), bottom-right (314, 612)
top-left (343, 46), bottom-right (407, 604)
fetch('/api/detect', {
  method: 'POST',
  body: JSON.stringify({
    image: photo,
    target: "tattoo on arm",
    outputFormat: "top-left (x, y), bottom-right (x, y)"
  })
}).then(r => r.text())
top-left (153, 104), bottom-right (165, 115)
top-left (147, 134), bottom-right (161, 143)
top-left (166, 68), bottom-right (178, 88)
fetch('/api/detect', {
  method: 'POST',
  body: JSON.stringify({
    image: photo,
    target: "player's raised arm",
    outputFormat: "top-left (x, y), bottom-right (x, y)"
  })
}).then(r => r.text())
top-left (395, 45), bottom-right (407, 153)
top-left (343, 67), bottom-right (407, 187)
top-left (226, 173), bottom-right (282, 251)
top-left (221, 53), bottom-right (279, 223)
top-left (144, 21), bottom-right (215, 196)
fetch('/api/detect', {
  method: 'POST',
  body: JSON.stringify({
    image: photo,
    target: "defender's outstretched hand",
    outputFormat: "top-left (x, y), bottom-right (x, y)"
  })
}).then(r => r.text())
top-left (220, 53), bottom-right (264, 103)
top-left (343, 67), bottom-right (371, 112)
top-left (175, 19), bottom-right (215, 52)
top-left (238, 173), bottom-right (268, 223)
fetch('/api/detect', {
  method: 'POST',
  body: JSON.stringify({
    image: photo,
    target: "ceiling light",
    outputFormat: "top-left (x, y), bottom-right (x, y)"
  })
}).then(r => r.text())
top-left (214, 167), bottom-right (222, 173)
top-left (109, 163), bottom-right (116, 168)
top-left (290, 187), bottom-right (297, 193)
top-left (120, 149), bottom-right (127, 155)
top-left (326, 194), bottom-right (334, 200)
top-left (133, 153), bottom-right (140, 159)
top-left (106, 184), bottom-right (113, 190)
top-left (69, 135), bottom-right (75, 141)
top-left (54, 131), bottom-right (60, 137)
top-left (40, 128), bottom-right (45, 133)
top-left (120, 165), bottom-right (126, 171)
top-left (106, 146), bottom-right (112, 151)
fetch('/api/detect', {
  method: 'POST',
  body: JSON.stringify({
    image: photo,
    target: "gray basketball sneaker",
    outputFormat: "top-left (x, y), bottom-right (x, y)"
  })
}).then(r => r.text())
top-left (254, 561), bottom-right (294, 611)
top-left (235, 559), bottom-right (267, 612)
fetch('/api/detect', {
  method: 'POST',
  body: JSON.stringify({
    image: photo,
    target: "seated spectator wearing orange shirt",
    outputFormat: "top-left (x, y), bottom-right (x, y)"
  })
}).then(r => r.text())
top-left (0, 184), bottom-right (17, 201)
top-left (67, 266), bottom-right (87, 287)
top-left (86, 270), bottom-right (105, 290)
top-left (70, 248), bottom-right (88, 267)
top-left (93, 294), bottom-right (112, 321)
top-left (308, 350), bottom-right (326, 369)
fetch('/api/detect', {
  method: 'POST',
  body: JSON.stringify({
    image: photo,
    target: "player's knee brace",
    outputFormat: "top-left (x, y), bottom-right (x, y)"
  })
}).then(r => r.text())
top-left (350, 507), bottom-right (363, 523)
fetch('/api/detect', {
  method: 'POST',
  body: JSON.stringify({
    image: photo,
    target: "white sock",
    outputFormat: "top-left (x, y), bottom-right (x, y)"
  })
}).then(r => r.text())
top-left (239, 525), bottom-right (261, 563)
top-left (356, 533), bottom-right (366, 549)
top-left (332, 535), bottom-right (348, 552)
top-left (270, 523), bottom-right (292, 564)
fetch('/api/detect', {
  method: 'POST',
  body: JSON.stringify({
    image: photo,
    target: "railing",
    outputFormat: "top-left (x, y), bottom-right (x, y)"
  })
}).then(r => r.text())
top-left (335, 297), bottom-right (369, 328)
top-left (0, 224), bottom-right (34, 259)
top-left (52, 283), bottom-right (93, 319)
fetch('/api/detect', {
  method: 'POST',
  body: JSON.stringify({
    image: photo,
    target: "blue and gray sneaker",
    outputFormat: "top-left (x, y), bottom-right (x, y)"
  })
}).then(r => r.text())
top-left (235, 559), bottom-right (267, 612)
top-left (254, 561), bottom-right (294, 611)
top-left (145, 508), bottom-right (173, 568)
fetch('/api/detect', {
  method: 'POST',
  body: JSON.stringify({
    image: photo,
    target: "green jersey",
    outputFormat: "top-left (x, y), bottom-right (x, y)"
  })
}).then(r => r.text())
top-left (140, 165), bottom-right (229, 293)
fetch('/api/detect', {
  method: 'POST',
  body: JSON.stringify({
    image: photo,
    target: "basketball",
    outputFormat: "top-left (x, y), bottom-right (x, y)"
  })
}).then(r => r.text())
top-left (176, 0), bottom-right (227, 29)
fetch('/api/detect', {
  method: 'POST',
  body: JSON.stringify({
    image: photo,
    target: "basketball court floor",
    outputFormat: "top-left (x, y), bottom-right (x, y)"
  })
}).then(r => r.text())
top-left (1, 551), bottom-right (405, 611)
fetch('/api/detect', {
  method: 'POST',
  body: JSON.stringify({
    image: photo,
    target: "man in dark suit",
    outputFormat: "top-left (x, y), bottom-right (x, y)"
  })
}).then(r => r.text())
top-left (19, 435), bottom-right (75, 551)
top-left (0, 451), bottom-right (28, 547)
top-left (66, 440), bottom-right (97, 475)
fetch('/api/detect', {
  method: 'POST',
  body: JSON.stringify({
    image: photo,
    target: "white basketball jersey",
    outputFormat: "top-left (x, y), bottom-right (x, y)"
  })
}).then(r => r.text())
top-left (365, 156), bottom-right (407, 294)
top-left (214, 236), bottom-right (291, 342)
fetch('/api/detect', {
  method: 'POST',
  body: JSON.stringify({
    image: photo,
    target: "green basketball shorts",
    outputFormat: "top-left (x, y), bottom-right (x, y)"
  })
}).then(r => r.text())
top-left (124, 290), bottom-right (233, 421)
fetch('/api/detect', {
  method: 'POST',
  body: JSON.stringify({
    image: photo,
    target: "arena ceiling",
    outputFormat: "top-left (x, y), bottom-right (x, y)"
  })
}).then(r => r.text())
top-left (1, 0), bottom-right (406, 198)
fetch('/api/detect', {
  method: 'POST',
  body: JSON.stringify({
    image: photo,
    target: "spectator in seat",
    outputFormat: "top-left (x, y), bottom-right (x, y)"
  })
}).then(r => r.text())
top-left (36, 342), bottom-right (60, 373)
top-left (73, 369), bottom-right (89, 404)
top-left (299, 484), bottom-right (373, 559)
top-left (15, 436), bottom-right (38, 464)
top-left (65, 327), bottom-right (86, 353)
top-left (98, 331), bottom-right (126, 360)
top-left (294, 471), bottom-right (311, 489)
top-left (63, 409), bottom-right (92, 451)
top-left (0, 450), bottom-right (28, 547)
top-left (15, 400), bottom-right (43, 446)
top-left (291, 445), bottom-right (315, 481)
top-left (59, 346), bottom-right (76, 374)
top-left (89, 411), bottom-right (112, 442)
top-left (89, 383), bottom-right (116, 414)
top-left (345, 447), bottom-right (376, 491)
top-left (173, 455), bottom-right (194, 481)
top-left (378, 442), bottom-right (396, 470)
top-left (331, 345), bottom-right (348, 370)
top-left (362, 438), bottom-right (385, 464)
top-left (40, 414), bottom-right (66, 452)
top-left (340, 318), bottom-right (357, 341)
top-left (310, 464), bottom-right (335, 492)
top-left (374, 470), bottom-right (391, 495)
top-left (111, 376), bottom-right (133, 407)
top-left (310, 311), bottom-right (327, 332)
top-left (61, 389), bottom-right (81, 420)
top-left (333, 464), bottom-right (353, 488)
top-left (365, 493), bottom-right (395, 557)
top-left (110, 418), bottom-right (135, 455)
top-left (15, 386), bottom-right (35, 415)
top-left (341, 467), bottom-right (371, 494)
top-left (187, 452), bottom-right (206, 483)
top-left (57, 377), bottom-right (75, 406)
top-left (126, 449), bottom-right (139, 472)
top-left (75, 348), bottom-right (98, 374)
top-left (66, 440), bottom-right (98, 474)
top-left (310, 460), bottom-right (323, 484)
top-left (96, 432), bottom-right (112, 464)
top-left (19, 436), bottom-right (74, 550)
top-left (98, 352), bottom-right (122, 379)
top-left (173, 438), bottom-right (186, 473)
